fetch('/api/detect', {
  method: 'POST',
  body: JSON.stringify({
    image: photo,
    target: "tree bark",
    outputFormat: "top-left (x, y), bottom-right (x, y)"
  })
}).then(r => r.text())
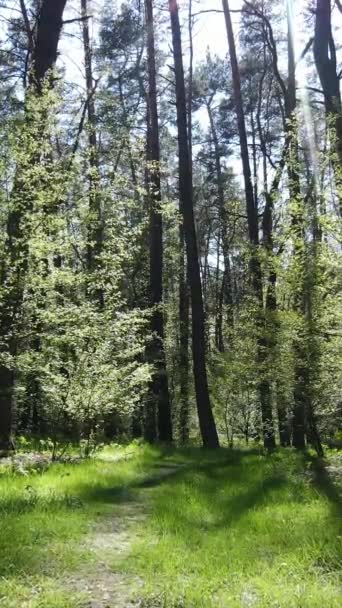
top-left (30, 0), bottom-right (68, 91)
top-left (286, 7), bottom-right (306, 450)
top-left (222, 0), bottom-right (275, 449)
top-left (178, 0), bottom-right (193, 445)
top-left (144, 0), bottom-right (172, 443)
top-left (314, 0), bottom-right (342, 215)
top-left (81, 0), bottom-right (103, 307)
top-left (178, 238), bottom-right (190, 443)
top-left (206, 101), bottom-right (231, 352)
top-left (169, 0), bottom-right (219, 448)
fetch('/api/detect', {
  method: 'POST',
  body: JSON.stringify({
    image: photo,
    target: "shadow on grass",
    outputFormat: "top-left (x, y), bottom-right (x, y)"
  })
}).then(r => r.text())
top-left (80, 448), bottom-right (257, 504)
top-left (0, 447), bottom-right (325, 582)
top-left (139, 456), bottom-right (288, 534)
top-left (305, 453), bottom-right (342, 532)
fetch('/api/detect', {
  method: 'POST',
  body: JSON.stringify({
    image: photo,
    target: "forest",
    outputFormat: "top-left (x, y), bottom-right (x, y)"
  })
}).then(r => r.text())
top-left (0, 0), bottom-right (341, 607)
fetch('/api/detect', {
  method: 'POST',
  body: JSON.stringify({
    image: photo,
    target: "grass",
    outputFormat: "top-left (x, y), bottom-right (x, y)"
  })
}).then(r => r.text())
top-left (122, 448), bottom-right (342, 607)
top-left (0, 444), bottom-right (340, 607)
top-left (0, 442), bottom-right (158, 607)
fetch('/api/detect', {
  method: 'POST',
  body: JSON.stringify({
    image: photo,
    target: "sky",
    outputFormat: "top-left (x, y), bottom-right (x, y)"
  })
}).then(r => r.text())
top-left (191, 0), bottom-right (239, 60)
top-left (58, 0), bottom-right (342, 97)
top-left (1, 0), bottom-right (340, 188)
top-left (1, 0), bottom-right (341, 88)
top-left (55, 0), bottom-right (342, 196)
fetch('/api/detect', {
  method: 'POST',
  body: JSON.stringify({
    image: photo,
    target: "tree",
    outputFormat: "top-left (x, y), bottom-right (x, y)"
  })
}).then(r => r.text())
top-left (222, 0), bottom-right (276, 449)
top-left (168, 0), bottom-right (219, 448)
top-left (0, 0), bottom-right (68, 450)
top-left (314, 0), bottom-right (342, 215)
top-left (144, 0), bottom-right (172, 442)
top-left (81, 0), bottom-right (103, 306)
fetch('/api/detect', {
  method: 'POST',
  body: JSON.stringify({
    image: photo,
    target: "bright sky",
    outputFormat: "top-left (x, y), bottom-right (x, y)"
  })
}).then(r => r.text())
top-left (191, 0), bottom-right (239, 60)
top-left (59, 0), bottom-right (247, 86)
top-left (1, 0), bottom-right (341, 88)
top-left (2, 0), bottom-right (340, 184)
top-left (58, 0), bottom-right (341, 101)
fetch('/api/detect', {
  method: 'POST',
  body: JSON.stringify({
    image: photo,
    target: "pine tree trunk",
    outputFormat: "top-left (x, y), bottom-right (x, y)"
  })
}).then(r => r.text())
top-left (145, 0), bottom-right (172, 443)
top-left (178, 234), bottom-right (190, 443)
top-left (178, 0), bottom-right (193, 445)
top-left (286, 9), bottom-right (307, 450)
top-left (222, 0), bottom-right (275, 449)
top-left (206, 101), bottom-right (231, 352)
top-left (169, 0), bottom-right (219, 448)
top-left (314, 0), bottom-right (342, 215)
top-left (81, 0), bottom-right (103, 307)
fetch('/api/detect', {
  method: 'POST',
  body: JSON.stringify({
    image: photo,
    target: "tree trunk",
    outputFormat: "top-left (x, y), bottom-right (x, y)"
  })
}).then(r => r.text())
top-left (314, 0), bottom-right (342, 215)
top-left (222, 0), bottom-right (275, 449)
top-left (0, 0), bottom-right (68, 451)
top-left (178, 238), bottom-right (190, 443)
top-left (81, 0), bottom-right (104, 307)
top-left (276, 390), bottom-right (291, 447)
top-left (169, 0), bottom-right (219, 448)
top-left (177, 0), bottom-right (193, 444)
top-left (286, 7), bottom-right (306, 450)
top-left (29, 0), bottom-right (68, 91)
top-left (206, 101), bottom-right (230, 352)
top-left (145, 0), bottom-right (172, 443)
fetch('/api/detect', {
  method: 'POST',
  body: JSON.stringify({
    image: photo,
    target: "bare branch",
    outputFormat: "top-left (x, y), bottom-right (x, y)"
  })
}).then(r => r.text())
top-left (19, 0), bottom-right (34, 51)
top-left (63, 15), bottom-right (91, 26)
top-left (297, 37), bottom-right (313, 64)
top-left (336, 0), bottom-right (342, 15)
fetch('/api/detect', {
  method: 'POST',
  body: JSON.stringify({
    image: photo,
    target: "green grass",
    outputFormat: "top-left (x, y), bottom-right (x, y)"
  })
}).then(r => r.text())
top-left (121, 448), bottom-right (342, 607)
top-left (0, 442), bottom-right (158, 607)
top-left (0, 444), bottom-right (340, 607)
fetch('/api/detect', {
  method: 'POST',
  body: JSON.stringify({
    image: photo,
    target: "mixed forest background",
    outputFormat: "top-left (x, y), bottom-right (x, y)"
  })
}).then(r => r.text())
top-left (0, 0), bottom-right (341, 455)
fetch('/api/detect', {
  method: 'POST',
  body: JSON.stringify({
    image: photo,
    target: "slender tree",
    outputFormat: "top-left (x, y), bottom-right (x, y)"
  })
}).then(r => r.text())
top-left (222, 0), bottom-right (275, 449)
top-left (177, 0), bottom-right (193, 444)
top-left (285, 2), bottom-right (307, 449)
top-left (168, 0), bottom-right (219, 448)
top-left (81, 0), bottom-right (104, 306)
top-left (144, 0), bottom-right (172, 442)
top-left (314, 0), bottom-right (342, 215)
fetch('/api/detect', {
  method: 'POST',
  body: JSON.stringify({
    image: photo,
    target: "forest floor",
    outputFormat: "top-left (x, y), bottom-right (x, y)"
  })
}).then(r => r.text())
top-left (0, 444), bottom-right (341, 608)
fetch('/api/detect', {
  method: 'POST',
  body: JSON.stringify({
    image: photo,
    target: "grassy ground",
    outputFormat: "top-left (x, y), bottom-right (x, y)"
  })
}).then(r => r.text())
top-left (0, 444), bottom-right (341, 607)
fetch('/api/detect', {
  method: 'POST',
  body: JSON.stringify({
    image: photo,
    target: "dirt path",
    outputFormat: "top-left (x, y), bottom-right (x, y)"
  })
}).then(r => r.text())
top-left (67, 462), bottom-right (186, 608)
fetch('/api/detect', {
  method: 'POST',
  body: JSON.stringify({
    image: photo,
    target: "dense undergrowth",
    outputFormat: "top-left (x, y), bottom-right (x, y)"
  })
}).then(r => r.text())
top-left (0, 444), bottom-right (341, 607)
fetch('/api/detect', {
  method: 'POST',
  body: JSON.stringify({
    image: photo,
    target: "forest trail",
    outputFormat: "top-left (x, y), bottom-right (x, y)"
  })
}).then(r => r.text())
top-left (1, 447), bottom-right (340, 608)
top-left (66, 461), bottom-right (187, 608)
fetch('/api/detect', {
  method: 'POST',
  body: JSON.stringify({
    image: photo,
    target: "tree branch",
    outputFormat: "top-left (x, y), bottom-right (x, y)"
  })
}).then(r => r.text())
top-left (243, 1), bottom-right (287, 101)
top-left (63, 15), bottom-right (91, 26)
top-left (297, 37), bottom-right (313, 64)
top-left (68, 79), bottom-right (99, 170)
top-left (19, 0), bottom-right (34, 51)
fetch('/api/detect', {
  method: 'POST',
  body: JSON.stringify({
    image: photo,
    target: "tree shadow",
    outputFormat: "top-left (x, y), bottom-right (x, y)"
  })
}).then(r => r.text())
top-left (140, 461), bottom-right (287, 535)
top-left (81, 448), bottom-right (255, 504)
top-left (305, 453), bottom-right (342, 532)
top-left (2, 447), bottom-right (327, 582)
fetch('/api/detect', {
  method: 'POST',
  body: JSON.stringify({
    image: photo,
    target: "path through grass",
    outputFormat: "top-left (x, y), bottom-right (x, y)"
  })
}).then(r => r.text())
top-left (0, 445), bottom-right (341, 607)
